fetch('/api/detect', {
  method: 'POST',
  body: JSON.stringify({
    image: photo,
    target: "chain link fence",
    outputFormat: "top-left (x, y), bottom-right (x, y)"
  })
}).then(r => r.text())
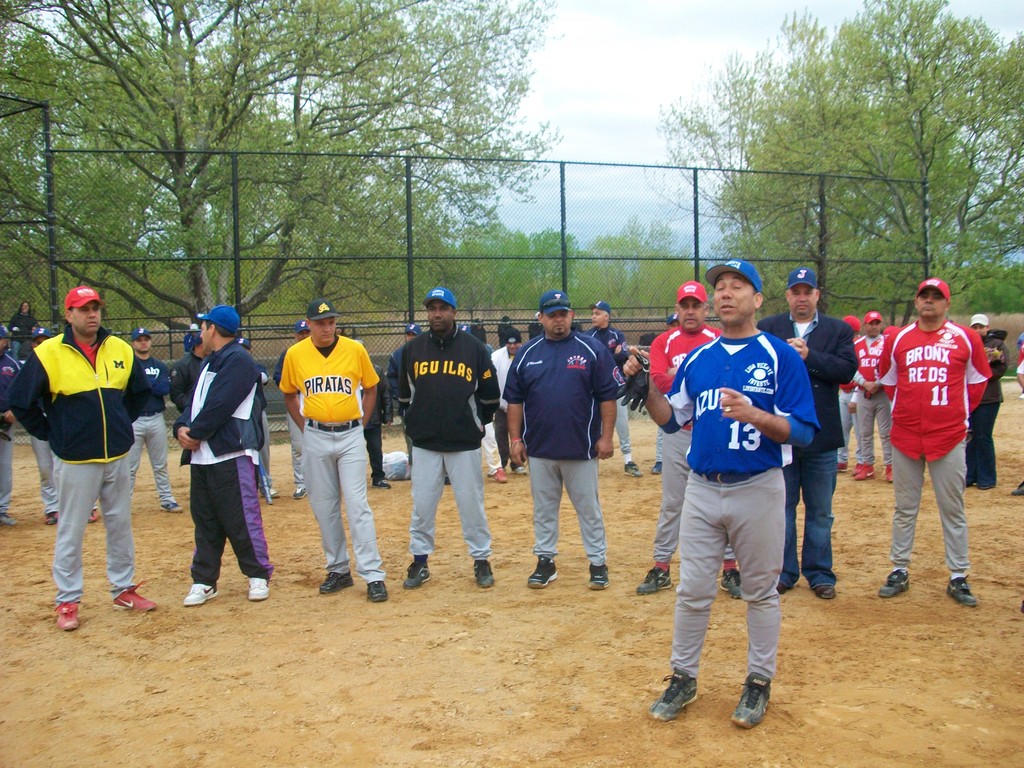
top-left (2, 95), bottom-right (929, 432)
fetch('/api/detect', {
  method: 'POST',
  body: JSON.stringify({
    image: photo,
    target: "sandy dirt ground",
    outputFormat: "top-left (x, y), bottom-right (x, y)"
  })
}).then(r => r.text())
top-left (2, 386), bottom-right (1022, 767)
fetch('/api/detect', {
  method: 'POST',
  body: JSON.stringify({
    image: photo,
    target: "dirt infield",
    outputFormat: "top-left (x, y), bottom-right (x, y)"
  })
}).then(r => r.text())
top-left (2, 388), bottom-right (1022, 767)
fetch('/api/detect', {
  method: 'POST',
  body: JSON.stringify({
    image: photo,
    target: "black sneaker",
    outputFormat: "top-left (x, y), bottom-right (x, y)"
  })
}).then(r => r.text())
top-left (649, 670), bottom-right (697, 721)
top-left (474, 559), bottom-right (495, 588)
top-left (403, 561), bottom-right (430, 589)
top-left (624, 461), bottom-right (643, 477)
top-left (878, 569), bottom-right (909, 598)
top-left (371, 479), bottom-right (392, 489)
top-left (636, 566), bottom-right (671, 595)
top-left (1012, 481), bottom-right (1024, 497)
top-left (527, 556), bottom-right (557, 589)
top-left (721, 568), bottom-right (742, 599)
top-left (367, 580), bottom-right (389, 603)
top-left (589, 563), bottom-right (610, 590)
top-left (946, 576), bottom-right (977, 607)
top-left (319, 571), bottom-right (354, 594)
top-left (731, 673), bottom-right (771, 728)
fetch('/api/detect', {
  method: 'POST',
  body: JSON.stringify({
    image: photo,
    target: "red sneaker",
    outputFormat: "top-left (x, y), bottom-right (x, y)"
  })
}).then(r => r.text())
top-left (56, 602), bottom-right (80, 631)
top-left (884, 464), bottom-right (892, 482)
top-left (112, 583), bottom-right (157, 612)
top-left (837, 462), bottom-right (848, 472)
top-left (853, 465), bottom-right (875, 481)
top-left (88, 506), bottom-right (98, 523)
top-left (493, 468), bottom-right (508, 484)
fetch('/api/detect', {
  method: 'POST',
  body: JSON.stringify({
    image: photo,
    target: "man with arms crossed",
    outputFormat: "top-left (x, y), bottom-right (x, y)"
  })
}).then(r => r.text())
top-left (10, 286), bottom-right (154, 630)
top-left (280, 299), bottom-right (388, 603)
top-left (627, 260), bottom-right (818, 729)
top-left (876, 278), bottom-right (990, 606)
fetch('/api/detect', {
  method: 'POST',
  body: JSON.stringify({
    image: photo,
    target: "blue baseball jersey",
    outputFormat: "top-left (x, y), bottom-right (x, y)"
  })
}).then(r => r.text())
top-left (666, 332), bottom-right (818, 475)
top-left (138, 357), bottom-right (171, 414)
top-left (586, 325), bottom-right (629, 369)
top-left (504, 331), bottom-right (620, 460)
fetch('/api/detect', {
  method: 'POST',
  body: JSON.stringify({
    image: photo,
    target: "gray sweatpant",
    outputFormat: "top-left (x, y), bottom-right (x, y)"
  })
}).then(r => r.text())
top-left (670, 469), bottom-right (785, 679)
top-left (302, 425), bottom-right (385, 583)
top-left (614, 399), bottom-right (632, 460)
top-left (53, 456), bottom-right (137, 604)
top-left (31, 436), bottom-right (59, 515)
top-left (128, 413), bottom-right (176, 505)
top-left (652, 429), bottom-right (692, 562)
top-left (409, 446), bottom-right (492, 560)
top-left (529, 456), bottom-right (607, 565)
top-left (890, 442), bottom-right (970, 573)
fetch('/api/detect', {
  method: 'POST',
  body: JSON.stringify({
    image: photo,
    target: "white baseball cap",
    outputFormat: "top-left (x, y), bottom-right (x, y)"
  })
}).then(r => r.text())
top-left (969, 313), bottom-right (989, 327)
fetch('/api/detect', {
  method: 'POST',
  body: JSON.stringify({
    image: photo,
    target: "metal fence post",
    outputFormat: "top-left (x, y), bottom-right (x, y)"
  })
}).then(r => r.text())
top-left (231, 152), bottom-right (241, 310)
top-left (406, 155), bottom-right (415, 321)
top-left (559, 161), bottom-right (568, 291)
top-left (42, 101), bottom-right (59, 326)
top-left (692, 168), bottom-right (700, 281)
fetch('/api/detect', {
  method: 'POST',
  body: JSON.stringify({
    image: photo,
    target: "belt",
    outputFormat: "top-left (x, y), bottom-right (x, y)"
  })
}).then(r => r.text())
top-left (140, 411), bottom-right (164, 417)
top-left (695, 470), bottom-right (763, 485)
top-left (307, 419), bottom-right (361, 433)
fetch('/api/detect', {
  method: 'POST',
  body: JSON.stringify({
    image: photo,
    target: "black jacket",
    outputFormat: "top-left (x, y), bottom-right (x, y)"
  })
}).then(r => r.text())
top-left (366, 363), bottom-right (392, 429)
top-left (979, 329), bottom-right (1008, 406)
top-left (399, 326), bottom-right (500, 451)
top-left (758, 312), bottom-right (857, 453)
top-left (169, 350), bottom-right (204, 413)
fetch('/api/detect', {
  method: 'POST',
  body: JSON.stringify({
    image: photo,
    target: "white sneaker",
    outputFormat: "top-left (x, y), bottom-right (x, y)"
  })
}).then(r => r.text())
top-left (183, 583), bottom-right (218, 606)
top-left (248, 577), bottom-right (270, 601)
top-left (1018, 393), bottom-right (1024, 400)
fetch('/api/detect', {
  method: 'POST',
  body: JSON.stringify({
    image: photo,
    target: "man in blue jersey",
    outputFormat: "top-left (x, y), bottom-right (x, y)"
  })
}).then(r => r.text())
top-left (505, 289), bottom-right (620, 590)
top-left (625, 259), bottom-right (818, 729)
top-left (587, 300), bottom-right (642, 477)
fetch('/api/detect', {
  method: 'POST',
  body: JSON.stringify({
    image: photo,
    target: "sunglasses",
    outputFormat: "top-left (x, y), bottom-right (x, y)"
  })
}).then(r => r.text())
top-left (541, 297), bottom-right (571, 311)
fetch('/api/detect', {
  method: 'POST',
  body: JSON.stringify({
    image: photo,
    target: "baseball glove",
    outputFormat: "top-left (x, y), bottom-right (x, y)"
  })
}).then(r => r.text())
top-left (618, 351), bottom-right (650, 411)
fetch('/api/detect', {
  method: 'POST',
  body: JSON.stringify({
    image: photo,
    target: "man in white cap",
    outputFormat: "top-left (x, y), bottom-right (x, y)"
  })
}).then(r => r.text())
top-left (964, 313), bottom-right (1007, 491)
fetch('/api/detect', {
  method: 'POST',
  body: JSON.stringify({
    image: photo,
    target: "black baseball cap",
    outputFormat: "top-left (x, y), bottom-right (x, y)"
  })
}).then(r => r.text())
top-left (307, 299), bottom-right (340, 320)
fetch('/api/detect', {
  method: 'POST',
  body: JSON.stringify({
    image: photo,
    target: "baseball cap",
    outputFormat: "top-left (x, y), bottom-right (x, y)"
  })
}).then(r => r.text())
top-left (539, 289), bottom-right (571, 315)
top-left (235, 336), bottom-right (251, 349)
top-left (787, 267), bottom-right (817, 289)
top-left (503, 329), bottom-right (523, 344)
top-left (404, 323), bottom-right (421, 335)
top-left (842, 315), bottom-right (861, 333)
top-left (970, 313), bottom-right (990, 327)
top-left (307, 298), bottom-right (340, 320)
top-left (590, 300), bottom-right (611, 314)
top-left (65, 285), bottom-right (104, 309)
top-left (916, 278), bottom-right (951, 300)
top-left (31, 327), bottom-right (53, 340)
top-left (196, 305), bottom-right (240, 335)
top-left (666, 313), bottom-right (679, 325)
top-left (705, 259), bottom-right (763, 293)
top-left (0, 325), bottom-right (8, 339)
top-left (863, 310), bottom-right (883, 324)
top-left (424, 286), bottom-right (457, 309)
top-left (130, 327), bottom-right (152, 341)
top-left (294, 319), bottom-right (311, 334)
top-left (676, 281), bottom-right (708, 304)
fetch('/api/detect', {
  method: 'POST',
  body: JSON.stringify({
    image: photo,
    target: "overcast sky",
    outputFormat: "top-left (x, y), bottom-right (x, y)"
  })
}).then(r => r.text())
top-left (522, 0), bottom-right (1023, 165)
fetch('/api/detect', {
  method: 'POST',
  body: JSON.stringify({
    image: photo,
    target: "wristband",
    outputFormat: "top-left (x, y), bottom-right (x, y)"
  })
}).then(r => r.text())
top-left (511, 438), bottom-right (523, 444)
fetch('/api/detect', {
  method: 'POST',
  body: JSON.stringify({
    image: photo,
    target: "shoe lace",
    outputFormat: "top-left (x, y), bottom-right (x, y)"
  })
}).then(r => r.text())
top-left (661, 673), bottom-right (689, 698)
top-left (741, 680), bottom-right (767, 709)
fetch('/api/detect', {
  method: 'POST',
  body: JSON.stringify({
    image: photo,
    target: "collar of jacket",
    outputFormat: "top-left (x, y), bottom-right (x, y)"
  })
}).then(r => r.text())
top-left (428, 326), bottom-right (458, 349)
top-left (61, 324), bottom-right (111, 349)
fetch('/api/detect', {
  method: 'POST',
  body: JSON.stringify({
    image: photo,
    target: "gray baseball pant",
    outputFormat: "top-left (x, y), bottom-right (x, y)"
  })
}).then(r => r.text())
top-left (0, 431), bottom-right (11, 514)
top-left (302, 425), bottom-right (385, 583)
top-left (30, 435), bottom-right (59, 515)
top-left (128, 413), bottom-right (177, 505)
top-left (614, 399), bottom-right (632, 459)
top-left (52, 456), bottom-right (137, 604)
top-left (838, 389), bottom-right (863, 464)
top-left (529, 456), bottom-right (607, 565)
top-left (286, 412), bottom-right (305, 490)
top-left (409, 446), bottom-right (492, 560)
top-left (670, 469), bottom-right (785, 679)
top-left (890, 442), bottom-right (970, 573)
top-left (856, 393), bottom-right (892, 467)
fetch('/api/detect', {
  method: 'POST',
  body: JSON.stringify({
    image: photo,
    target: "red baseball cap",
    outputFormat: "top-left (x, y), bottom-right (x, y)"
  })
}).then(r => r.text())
top-left (863, 310), bottom-right (883, 324)
top-left (843, 315), bottom-right (861, 332)
top-left (676, 281), bottom-right (708, 304)
top-left (65, 285), bottom-right (105, 309)
top-left (916, 278), bottom-right (950, 300)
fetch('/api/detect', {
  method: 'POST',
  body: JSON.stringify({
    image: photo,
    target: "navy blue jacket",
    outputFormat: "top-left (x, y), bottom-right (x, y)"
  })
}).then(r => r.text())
top-left (757, 312), bottom-right (857, 453)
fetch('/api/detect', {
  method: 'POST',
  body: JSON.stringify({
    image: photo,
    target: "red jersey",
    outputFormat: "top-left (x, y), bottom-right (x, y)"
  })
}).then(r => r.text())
top-left (878, 321), bottom-right (991, 460)
top-left (649, 325), bottom-right (720, 394)
top-left (853, 334), bottom-right (886, 394)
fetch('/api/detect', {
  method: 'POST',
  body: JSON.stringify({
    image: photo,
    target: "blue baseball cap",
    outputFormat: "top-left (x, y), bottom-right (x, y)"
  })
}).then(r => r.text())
top-left (294, 319), bottom-right (310, 334)
top-left (235, 336), bottom-right (251, 349)
top-left (539, 289), bottom-right (571, 315)
top-left (787, 266), bottom-right (817, 289)
top-left (130, 327), bottom-right (152, 341)
top-left (404, 323), bottom-right (421, 335)
top-left (706, 259), bottom-right (763, 293)
top-left (590, 300), bottom-right (612, 314)
top-left (196, 305), bottom-right (241, 335)
top-left (424, 286), bottom-right (457, 309)
top-left (666, 313), bottom-right (679, 325)
top-left (0, 325), bottom-right (8, 339)
top-left (32, 327), bottom-right (53, 340)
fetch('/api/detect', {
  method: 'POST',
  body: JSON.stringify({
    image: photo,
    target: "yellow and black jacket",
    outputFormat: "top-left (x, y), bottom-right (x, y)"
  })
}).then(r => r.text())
top-left (10, 326), bottom-right (151, 463)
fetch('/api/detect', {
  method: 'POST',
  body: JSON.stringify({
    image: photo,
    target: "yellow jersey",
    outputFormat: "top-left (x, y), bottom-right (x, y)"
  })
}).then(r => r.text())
top-left (279, 337), bottom-right (379, 423)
